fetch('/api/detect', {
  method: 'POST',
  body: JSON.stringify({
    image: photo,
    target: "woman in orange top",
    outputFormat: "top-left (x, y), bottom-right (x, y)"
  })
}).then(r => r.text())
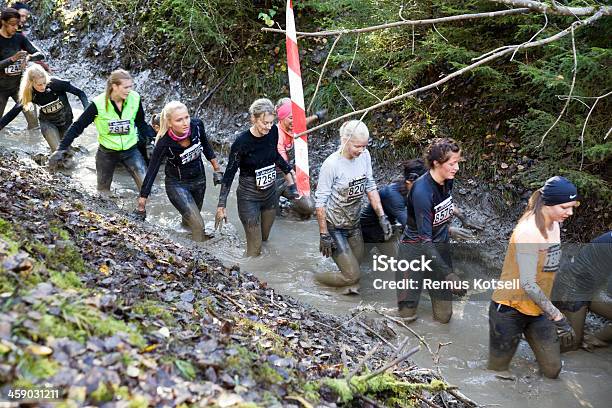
top-left (489, 176), bottom-right (580, 378)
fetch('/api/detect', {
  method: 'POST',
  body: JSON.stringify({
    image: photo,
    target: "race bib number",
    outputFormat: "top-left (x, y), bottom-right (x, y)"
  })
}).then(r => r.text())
top-left (347, 176), bottom-right (366, 200)
top-left (433, 196), bottom-right (453, 226)
top-left (4, 60), bottom-right (24, 76)
top-left (255, 164), bottom-right (276, 189)
top-left (542, 243), bottom-right (561, 273)
top-left (40, 99), bottom-right (64, 115)
top-left (179, 142), bottom-right (203, 165)
top-left (108, 119), bottom-right (131, 135)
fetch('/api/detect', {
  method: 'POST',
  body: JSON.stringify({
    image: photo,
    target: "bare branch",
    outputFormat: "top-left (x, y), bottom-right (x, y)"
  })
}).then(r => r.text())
top-left (298, 12), bottom-right (604, 136)
top-left (490, 0), bottom-right (612, 16)
top-left (357, 321), bottom-right (397, 351)
top-left (262, 8), bottom-right (532, 37)
top-left (346, 71), bottom-right (382, 102)
top-left (578, 90), bottom-right (612, 169)
top-left (335, 83), bottom-right (355, 111)
top-left (348, 33), bottom-right (359, 71)
top-left (361, 346), bottom-right (420, 382)
top-left (606, 126), bottom-right (612, 140)
top-left (538, 25), bottom-right (577, 146)
top-left (510, 11), bottom-right (548, 61)
top-left (347, 342), bottom-right (382, 382)
top-left (432, 23), bottom-right (449, 42)
top-left (308, 34), bottom-right (344, 113)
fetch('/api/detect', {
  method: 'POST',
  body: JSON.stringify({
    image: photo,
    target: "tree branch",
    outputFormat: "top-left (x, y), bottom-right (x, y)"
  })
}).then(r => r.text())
top-left (490, 0), bottom-right (612, 16)
top-left (261, 8), bottom-right (532, 37)
top-left (538, 25), bottom-right (577, 147)
top-left (578, 90), bottom-right (612, 169)
top-left (308, 33), bottom-right (343, 113)
top-left (297, 11), bottom-right (604, 137)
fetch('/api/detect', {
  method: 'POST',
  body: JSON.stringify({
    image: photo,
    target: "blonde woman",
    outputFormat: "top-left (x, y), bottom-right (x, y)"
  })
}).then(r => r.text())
top-left (135, 101), bottom-right (221, 241)
top-left (50, 69), bottom-right (155, 192)
top-left (215, 98), bottom-right (297, 257)
top-left (490, 176), bottom-right (579, 378)
top-left (0, 64), bottom-right (88, 151)
top-left (314, 120), bottom-right (391, 288)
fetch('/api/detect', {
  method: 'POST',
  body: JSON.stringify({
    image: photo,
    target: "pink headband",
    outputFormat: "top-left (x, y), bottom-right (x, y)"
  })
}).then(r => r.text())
top-left (277, 102), bottom-right (292, 120)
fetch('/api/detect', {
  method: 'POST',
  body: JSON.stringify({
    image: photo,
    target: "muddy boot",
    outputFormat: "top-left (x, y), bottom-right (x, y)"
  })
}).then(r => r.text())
top-left (432, 299), bottom-right (453, 324)
top-left (398, 306), bottom-right (418, 323)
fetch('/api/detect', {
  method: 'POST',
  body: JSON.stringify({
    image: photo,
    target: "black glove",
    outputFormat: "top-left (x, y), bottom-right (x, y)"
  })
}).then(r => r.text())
top-left (378, 214), bottom-right (393, 241)
top-left (315, 109), bottom-right (328, 121)
top-left (287, 183), bottom-right (300, 200)
top-left (554, 316), bottom-right (576, 349)
top-left (213, 171), bottom-right (224, 186)
top-left (48, 149), bottom-right (67, 170)
top-left (319, 233), bottom-right (336, 258)
top-left (132, 208), bottom-right (146, 221)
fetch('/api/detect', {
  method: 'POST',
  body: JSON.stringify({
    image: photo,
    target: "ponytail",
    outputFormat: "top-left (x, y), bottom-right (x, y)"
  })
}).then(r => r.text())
top-left (519, 189), bottom-right (548, 239)
top-left (156, 100), bottom-right (188, 143)
top-left (19, 64), bottom-right (49, 110)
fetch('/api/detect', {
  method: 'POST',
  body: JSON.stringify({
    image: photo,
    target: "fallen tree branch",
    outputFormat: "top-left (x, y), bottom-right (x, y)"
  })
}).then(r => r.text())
top-left (538, 25), bottom-right (577, 147)
top-left (261, 8), bottom-right (532, 37)
top-left (490, 0), bottom-right (612, 16)
top-left (357, 321), bottom-right (397, 351)
top-left (362, 345), bottom-right (420, 382)
top-left (296, 11), bottom-right (604, 136)
top-left (347, 342), bottom-right (382, 382)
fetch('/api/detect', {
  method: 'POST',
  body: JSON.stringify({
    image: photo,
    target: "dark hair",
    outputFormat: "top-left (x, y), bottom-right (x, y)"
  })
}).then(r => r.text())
top-left (12, 3), bottom-right (30, 11)
top-left (424, 137), bottom-right (461, 169)
top-left (403, 158), bottom-right (426, 181)
top-left (151, 113), bottom-right (160, 127)
top-left (519, 189), bottom-right (548, 239)
top-left (1, 8), bottom-right (20, 22)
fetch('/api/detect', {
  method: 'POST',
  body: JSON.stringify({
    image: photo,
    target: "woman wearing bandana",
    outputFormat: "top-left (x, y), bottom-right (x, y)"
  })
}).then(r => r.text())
top-left (136, 101), bottom-right (222, 242)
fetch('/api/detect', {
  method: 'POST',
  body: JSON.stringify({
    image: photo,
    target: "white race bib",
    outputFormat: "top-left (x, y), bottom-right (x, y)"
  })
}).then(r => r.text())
top-left (40, 99), bottom-right (64, 115)
top-left (108, 119), bottom-right (131, 135)
top-left (255, 164), bottom-right (276, 189)
top-left (4, 60), bottom-right (24, 76)
top-left (347, 176), bottom-right (366, 201)
top-left (179, 142), bottom-right (203, 165)
top-left (543, 244), bottom-right (562, 273)
top-left (433, 196), bottom-right (453, 226)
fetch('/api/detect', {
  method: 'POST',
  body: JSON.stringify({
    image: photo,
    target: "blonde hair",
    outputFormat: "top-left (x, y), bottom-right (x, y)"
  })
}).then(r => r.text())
top-left (339, 120), bottom-right (369, 155)
top-left (105, 69), bottom-right (132, 108)
top-left (249, 98), bottom-right (275, 120)
top-left (156, 100), bottom-right (189, 142)
top-left (19, 64), bottom-right (49, 110)
top-left (518, 189), bottom-right (548, 239)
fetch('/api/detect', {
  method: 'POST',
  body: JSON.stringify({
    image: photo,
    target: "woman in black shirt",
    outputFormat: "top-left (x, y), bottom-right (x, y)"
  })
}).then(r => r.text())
top-left (136, 101), bottom-right (222, 241)
top-left (0, 7), bottom-right (44, 129)
top-left (0, 64), bottom-right (88, 151)
top-left (215, 98), bottom-right (297, 257)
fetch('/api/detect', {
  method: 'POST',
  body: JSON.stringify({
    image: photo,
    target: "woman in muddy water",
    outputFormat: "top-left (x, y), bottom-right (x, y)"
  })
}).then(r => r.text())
top-left (136, 101), bottom-right (222, 242)
top-left (215, 98), bottom-right (298, 257)
top-left (274, 97), bottom-right (325, 218)
top-left (0, 7), bottom-right (43, 130)
top-left (0, 64), bottom-right (88, 152)
top-left (49, 69), bottom-right (155, 193)
top-left (396, 138), bottom-right (466, 323)
top-left (314, 120), bottom-right (392, 289)
top-left (489, 176), bottom-right (580, 378)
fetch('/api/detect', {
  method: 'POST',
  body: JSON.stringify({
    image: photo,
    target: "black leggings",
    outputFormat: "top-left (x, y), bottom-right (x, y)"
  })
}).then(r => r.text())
top-left (165, 174), bottom-right (206, 241)
top-left (236, 176), bottom-right (277, 257)
top-left (488, 301), bottom-right (561, 378)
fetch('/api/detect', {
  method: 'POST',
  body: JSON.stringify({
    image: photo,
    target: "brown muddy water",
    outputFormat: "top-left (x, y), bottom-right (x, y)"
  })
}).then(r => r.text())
top-left (1, 101), bottom-right (610, 408)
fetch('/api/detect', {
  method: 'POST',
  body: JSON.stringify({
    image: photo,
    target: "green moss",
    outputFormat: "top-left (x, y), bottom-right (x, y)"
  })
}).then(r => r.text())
top-left (49, 225), bottom-right (71, 241)
top-left (174, 359), bottom-right (197, 381)
top-left (225, 346), bottom-right (256, 369)
top-left (254, 363), bottom-right (284, 385)
top-left (18, 354), bottom-right (59, 380)
top-left (38, 314), bottom-right (87, 343)
top-left (49, 269), bottom-right (83, 289)
top-left (301, 381), bottom-right (321, 404)
top-left (132, 299), bottom-right (175, 325)
top-left (90, 382), bottom-right (113, 403)
top-left (128, 395), bottom-right (150, 408)
top-left (0, 217), bottom-right (15, 240)
top-left (323, 374), bottom-right (449, 404)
